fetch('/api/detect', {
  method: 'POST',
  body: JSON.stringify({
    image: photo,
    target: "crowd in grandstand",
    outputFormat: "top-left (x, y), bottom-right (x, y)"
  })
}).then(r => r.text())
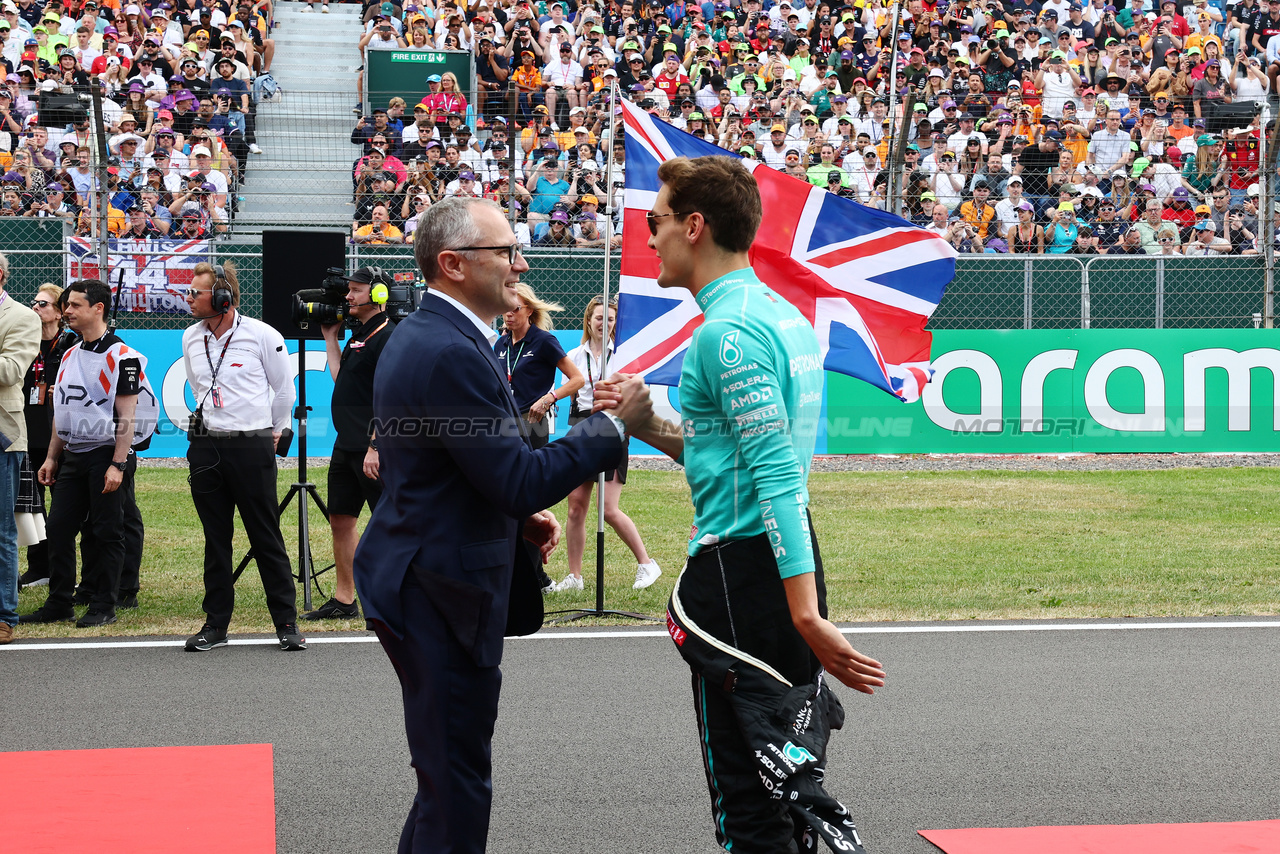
top-left (0, 0), bottom-right (273, 237)
top-left (350, 0), bottom-right (1280, 254)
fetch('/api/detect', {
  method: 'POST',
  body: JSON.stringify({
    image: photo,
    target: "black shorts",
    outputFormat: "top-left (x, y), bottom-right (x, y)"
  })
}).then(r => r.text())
top-left (327, 446), bottom-right (384, 517)
top-left (568, 412), bottom-right (628, 483)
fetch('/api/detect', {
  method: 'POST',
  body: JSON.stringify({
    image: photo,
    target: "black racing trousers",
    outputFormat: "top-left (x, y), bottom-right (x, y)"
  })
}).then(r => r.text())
top-left (187, 433), bottom-right (297, 630)
top-left (678, 529), bottom-right (828, 854)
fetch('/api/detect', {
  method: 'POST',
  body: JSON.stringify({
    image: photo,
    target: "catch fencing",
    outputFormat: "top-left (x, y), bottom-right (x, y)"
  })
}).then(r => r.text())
top-left (0, 220), bottom-right (1269, 332)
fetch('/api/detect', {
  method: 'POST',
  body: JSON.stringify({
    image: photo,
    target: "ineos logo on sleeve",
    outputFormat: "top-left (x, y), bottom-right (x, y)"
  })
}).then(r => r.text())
top-left (719, 331), bottom-right (743, 367)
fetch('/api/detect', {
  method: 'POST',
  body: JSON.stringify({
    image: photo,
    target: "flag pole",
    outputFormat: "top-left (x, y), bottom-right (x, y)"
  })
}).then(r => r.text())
top-left (884, 3), bottom-right (905, 216)
top-left (595, 82), bottom-right (615, 616)
top-left (547, 87), bottom-right (657, 624)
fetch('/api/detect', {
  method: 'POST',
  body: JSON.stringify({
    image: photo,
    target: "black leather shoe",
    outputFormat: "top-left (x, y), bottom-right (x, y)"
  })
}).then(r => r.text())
top-left (302, 597), bottom-right (359, 620)
top-left (19, 604), bottom-right (75, 624)
top-left (76, 609), bottom-right (118, 628)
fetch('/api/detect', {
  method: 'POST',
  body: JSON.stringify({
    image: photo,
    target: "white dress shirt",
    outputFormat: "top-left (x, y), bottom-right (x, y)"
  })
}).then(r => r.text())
top-left (182, 312), bottom-right (294, 432)
top-left (429, 290), bottom-right (625, 437)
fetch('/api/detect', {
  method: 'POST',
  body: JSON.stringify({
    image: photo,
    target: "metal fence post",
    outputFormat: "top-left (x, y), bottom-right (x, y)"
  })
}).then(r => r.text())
top-left (1154, 258), bottom-right (1165, 330)
top-left (1082, 256), bottom-right (1093, 329)
top-left (1023, 257), bottom-right (1034, 330)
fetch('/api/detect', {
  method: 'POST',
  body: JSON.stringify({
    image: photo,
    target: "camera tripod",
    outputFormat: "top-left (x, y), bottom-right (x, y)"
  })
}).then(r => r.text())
top-left (230, 340), bottom-right (331, 611)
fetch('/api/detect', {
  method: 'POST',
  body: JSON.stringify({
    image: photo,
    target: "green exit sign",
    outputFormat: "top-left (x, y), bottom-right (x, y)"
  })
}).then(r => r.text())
top-left (390, 52), bottom-right (447, 63)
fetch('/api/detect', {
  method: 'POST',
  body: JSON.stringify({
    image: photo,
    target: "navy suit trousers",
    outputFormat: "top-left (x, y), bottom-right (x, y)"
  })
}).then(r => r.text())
top-left (373, 573), bottom-right (502, 854)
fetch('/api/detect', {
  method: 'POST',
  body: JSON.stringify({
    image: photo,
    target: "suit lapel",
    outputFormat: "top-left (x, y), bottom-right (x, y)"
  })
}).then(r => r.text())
top-left (422, 293), bottom-right (520, 420)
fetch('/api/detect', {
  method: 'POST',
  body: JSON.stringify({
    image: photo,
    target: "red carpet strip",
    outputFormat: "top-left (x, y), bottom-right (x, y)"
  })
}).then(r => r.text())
top-left (5, 743), bottom-right (276, 853)
top-left (920, 819), bottom-right (1280, 853)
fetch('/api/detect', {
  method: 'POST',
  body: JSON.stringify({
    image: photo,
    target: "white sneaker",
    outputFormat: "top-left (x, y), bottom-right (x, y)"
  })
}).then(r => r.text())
top-left (633, 561), bottom-right (661, 590)
top-left (556, 574), bottom-right (584, 591)
top-left (300, 3), bottom-right (314, 11)
top-left (321, 4), bottom-right (329, 10)
top-left (249, 143), bottom-right (263, 154)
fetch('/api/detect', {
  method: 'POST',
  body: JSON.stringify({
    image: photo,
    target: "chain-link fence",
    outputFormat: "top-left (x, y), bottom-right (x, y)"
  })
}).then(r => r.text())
top-left (0, 227), bottom-right (1267, 332)
top-left (930, 253), bottom-right (1268, 329)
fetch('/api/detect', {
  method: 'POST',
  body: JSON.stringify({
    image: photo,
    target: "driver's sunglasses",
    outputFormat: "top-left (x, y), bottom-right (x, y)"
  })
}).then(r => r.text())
top-left (646, 210), bottom-right (691, 235)
top-left (31, 299), bottom-right (50, 308)
top-left (454, 243), bottom-right (522, 265)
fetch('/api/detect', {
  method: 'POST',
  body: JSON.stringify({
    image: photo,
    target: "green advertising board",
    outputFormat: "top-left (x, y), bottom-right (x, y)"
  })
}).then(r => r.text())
top-left (365, 49), bottom-right (474, 118)
top-left (821, 330), bottom-right (1280, 454)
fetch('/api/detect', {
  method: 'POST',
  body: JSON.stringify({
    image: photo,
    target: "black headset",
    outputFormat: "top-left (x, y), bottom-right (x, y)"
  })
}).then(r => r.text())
top-left (210, 264), bottom-right (233, 314)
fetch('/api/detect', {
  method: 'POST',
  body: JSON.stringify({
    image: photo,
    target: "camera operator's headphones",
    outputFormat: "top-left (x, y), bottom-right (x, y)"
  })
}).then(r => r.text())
top-left (368, 265), bottom-right (391, 306)
top-left (210, 264), bottom-right (233, 314)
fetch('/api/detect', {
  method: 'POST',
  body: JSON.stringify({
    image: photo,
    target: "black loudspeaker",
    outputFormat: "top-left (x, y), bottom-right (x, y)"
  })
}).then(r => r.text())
top-left (261, 229), bottom-right (348, 340)
top-left (37, 93), bottom-right (85, 129)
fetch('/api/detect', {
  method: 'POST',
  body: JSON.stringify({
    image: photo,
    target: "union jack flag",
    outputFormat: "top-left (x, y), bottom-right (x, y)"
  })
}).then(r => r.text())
top-left (66, 237), bottom-right (209, 314)
top-left (613, 100), bottom-right (956, 402)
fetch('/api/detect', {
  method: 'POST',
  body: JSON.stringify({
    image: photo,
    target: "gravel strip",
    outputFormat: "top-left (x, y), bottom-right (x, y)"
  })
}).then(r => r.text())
top-left (138, 454), bottom-right (1280, 472)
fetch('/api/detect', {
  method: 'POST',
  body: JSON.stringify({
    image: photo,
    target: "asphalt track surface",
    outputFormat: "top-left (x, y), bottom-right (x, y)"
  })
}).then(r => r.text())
top-left (6, 619), bottom-right (1280, 854)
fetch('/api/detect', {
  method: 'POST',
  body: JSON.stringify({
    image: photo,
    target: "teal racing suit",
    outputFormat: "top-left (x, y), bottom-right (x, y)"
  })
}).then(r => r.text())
top-left (677, 267), bottom-right (824, 579)
top-left (672, 268), bottom-right (848, 854)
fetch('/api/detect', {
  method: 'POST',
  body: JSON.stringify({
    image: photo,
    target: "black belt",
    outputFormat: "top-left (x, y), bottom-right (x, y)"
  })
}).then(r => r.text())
top-left (199, 428), bottom-right (274, 439)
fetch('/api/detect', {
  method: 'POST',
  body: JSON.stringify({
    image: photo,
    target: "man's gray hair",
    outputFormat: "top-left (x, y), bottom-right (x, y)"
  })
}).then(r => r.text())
top-left (414, 197), bottom-right (502, 283)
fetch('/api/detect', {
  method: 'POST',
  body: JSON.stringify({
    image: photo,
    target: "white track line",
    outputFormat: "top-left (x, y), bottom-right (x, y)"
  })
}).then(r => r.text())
top-left (4, 620), bottom-right (1280, 651)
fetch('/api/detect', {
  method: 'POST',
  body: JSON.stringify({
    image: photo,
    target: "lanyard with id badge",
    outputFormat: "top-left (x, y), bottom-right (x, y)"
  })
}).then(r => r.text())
top-left (190, 316), bottom-right (240, 434)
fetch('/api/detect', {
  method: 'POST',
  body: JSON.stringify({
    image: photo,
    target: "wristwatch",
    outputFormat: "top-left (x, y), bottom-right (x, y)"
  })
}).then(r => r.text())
top-left (110, 460), bottom-right (128, 472)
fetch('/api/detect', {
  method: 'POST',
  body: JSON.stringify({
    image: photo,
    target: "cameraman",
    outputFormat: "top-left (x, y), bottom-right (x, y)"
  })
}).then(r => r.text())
top-left (307, 267), bottom-right (396, 620)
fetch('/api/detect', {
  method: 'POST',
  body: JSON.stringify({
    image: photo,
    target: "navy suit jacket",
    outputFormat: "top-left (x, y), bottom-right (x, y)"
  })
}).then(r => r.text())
top-left (353, 293), bottom-right (624, 668)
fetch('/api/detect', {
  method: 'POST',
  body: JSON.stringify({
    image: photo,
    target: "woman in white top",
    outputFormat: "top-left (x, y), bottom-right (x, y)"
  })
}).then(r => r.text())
top-left (554, 296), bottom-right (661, 593)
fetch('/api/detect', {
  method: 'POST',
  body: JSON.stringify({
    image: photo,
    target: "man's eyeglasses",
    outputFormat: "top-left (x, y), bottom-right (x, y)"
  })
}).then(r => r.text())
top-left (1159, 237), bottom-right (1174, 243)
top-left (31, 299), bottom-right (50, 308)
top-left (646, 210), bottom-right (691, 235)
top-left (454, 243), bottom-right (522, 265)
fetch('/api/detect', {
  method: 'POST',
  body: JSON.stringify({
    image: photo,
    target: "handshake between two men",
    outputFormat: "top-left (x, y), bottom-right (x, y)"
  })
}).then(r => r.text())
top-left (522, 372), bottom-right (659, 566)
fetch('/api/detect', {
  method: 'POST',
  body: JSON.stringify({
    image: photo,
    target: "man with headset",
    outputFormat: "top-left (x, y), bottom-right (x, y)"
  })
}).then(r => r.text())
top-left (307, 266), bottom-right (396, 620)
top-left (181, 261), bottom-right (305, 652)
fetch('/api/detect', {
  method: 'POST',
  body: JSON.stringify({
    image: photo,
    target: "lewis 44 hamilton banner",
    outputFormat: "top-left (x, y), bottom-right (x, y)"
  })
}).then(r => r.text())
top-left (614, 99), bottom-right (957, 403)
top-left (66, 237), bottom-right (209, 314)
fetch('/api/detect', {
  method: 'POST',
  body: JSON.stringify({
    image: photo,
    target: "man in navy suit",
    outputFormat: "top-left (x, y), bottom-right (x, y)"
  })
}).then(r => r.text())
top-left (354, 197), bottom-right (653, 854)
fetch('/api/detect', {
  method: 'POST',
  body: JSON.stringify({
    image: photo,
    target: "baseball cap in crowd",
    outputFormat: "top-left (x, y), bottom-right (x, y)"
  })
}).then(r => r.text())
top-left (1017, 201), bottom-right (1034, 211)
top-left (1195, 204), bottom-right (1211, 214)
top-left (550, 210), bottom-right (570, 223)
top-left (1171, 187), bottom-right (1190, 201)
top-left (459, 171), bottom-right (476, 181)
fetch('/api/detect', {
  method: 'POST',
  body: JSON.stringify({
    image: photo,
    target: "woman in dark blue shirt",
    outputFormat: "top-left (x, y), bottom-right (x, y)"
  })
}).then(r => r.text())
top-left (493, 283), bottom-right (584, 450)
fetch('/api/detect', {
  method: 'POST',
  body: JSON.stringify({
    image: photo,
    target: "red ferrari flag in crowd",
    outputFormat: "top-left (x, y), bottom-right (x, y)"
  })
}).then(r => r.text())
top-left (613, 100), bottom-right (956, 403)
